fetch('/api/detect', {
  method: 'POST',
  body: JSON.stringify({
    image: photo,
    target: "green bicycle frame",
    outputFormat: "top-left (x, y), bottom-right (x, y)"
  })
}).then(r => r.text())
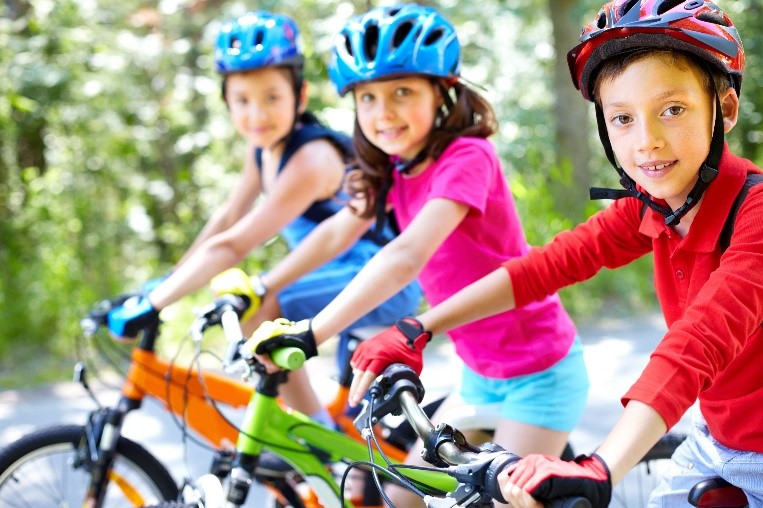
top-left (237, 389), bottom-right (457, 508)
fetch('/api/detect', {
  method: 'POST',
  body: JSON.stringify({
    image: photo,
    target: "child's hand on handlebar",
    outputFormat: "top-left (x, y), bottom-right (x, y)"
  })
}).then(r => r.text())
top-left (210, 268), bottom-right (266, 322)
top-left (106, 296), bottom-right (159, 341)
top-left (499, 453), bottom-right (611, 508)
top-left (348, 317), bottom-right (431, 407)
top-left (244, 318), bottom-right (317, 373)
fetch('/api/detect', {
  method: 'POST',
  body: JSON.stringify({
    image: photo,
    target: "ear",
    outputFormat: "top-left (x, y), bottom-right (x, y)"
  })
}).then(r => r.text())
top-left (297, 81), bottom-right (309, 114)
top-left (719, 86), bottom-right (739, 133)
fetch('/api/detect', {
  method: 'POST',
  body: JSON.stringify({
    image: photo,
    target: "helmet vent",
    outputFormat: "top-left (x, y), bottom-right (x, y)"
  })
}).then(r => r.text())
top-left (230, 36), bottom-right (242, 51)
top-left (253, 29), bottom-right (265, 48)
top-left (342, 34), bottom-right (354, 57)
top-left (364, 24), bottom-right (380, 61)
top-left (655, 0), bottom-right (685, 15)
top-left (596, 11), bottom-right (607, 29)
top-left (392, 21), bottom-right (414, 49)
top-left (618, 0), bottom-right (640, 18)
top-left (424, 28), bottom-right (444, 46)
top-left (696, 11), bottom-right (730, 26)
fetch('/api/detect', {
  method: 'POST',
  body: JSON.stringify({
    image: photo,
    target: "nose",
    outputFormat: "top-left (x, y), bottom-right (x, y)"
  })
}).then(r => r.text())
top-left (373, 96), bottom-right (395, 120)
top-left (636, 116), bottom-right (665, 152)
top-left (247, 102), bottom-right (267, 121)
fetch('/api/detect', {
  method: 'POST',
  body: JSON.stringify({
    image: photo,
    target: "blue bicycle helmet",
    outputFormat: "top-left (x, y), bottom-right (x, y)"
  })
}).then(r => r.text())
top-left (215, 11), bottom-right (304, 74)
top-left (328, 4), bottom-right (461, 96)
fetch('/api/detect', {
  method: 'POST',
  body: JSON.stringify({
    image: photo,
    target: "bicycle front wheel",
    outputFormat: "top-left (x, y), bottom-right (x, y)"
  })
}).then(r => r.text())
top-left (610, 432), bottom-right (686, 507)
top-left (0, 424), bottom-right (178, 507)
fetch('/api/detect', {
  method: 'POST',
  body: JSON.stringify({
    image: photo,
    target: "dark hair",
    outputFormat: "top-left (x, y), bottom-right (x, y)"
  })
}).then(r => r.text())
top-left (347, 80), bottom-right (497, 218)
top-left (592, 48), bottom-right (731, 104)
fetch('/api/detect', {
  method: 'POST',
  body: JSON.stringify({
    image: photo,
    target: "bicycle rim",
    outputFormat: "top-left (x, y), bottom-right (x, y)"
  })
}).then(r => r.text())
top-left (0, 425), bottom-right (177, 507)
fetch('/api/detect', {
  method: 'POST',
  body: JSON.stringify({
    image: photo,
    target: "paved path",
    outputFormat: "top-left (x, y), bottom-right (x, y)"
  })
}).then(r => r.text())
top-left (0, 311), bottom-right (690, 504)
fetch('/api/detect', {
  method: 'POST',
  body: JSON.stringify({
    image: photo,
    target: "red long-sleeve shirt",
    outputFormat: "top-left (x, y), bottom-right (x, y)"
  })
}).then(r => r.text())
top-left (503, 145), bottom-right (763, 452)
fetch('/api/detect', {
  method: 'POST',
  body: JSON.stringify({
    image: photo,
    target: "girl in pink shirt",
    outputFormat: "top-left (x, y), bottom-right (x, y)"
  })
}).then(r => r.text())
top-left (250, 5), bottom-right (588, 506)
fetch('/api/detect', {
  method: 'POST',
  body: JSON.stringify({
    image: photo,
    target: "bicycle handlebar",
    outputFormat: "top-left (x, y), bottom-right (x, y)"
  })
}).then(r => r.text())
top-left (359, 364), bottom-right (592, 508)
top-left (81, 293), bottom-right (306, 372)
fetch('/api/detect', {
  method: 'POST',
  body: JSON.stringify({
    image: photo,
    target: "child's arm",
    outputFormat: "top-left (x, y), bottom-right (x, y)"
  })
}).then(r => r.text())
top-left (261, 205), bottom-right (375, 294)
top-left (148, 140), bottom-right (345, 311)
top-left (175, 147), bottom-right (262, 267)
top-left (420, 266), bottom-right (516, 334)
top-left (498, 400), bottom-right (667, 508)
top-left (310, 197), bottom-right (469, 342)
top-left (249, 197), bottom-right (468, 373)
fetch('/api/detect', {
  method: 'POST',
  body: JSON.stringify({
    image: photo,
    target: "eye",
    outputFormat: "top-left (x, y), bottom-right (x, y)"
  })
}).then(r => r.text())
top-left (357, 92), bottom-right (374, 103)
top-left (663, 105), bottom-right (685, 117)
top-left (610, 114), bottom-right (632, 126)
top-left (395, 87), bottom-right (412, 97)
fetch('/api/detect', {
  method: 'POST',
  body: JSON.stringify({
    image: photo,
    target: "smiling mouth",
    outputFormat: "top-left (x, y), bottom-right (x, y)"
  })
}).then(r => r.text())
top-left (377, 127), bottom-right (406, 138)
top-left (642, 162), bottom-right (674, 171)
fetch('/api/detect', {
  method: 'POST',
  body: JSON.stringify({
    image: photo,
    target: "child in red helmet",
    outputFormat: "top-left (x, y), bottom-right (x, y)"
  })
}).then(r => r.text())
top-left (347, 0), bottom-right (763, 506)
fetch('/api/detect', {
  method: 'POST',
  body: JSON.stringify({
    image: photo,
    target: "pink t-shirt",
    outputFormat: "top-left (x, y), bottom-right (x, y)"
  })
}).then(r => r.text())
top-left (390, 137), bottom-right (576, 378)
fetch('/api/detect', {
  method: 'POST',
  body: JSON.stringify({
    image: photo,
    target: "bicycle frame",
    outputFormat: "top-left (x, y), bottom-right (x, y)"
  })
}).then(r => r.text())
top-left (78, 297), bottom-right (440, 507)
top-left (121, 348), bottom-right (251, 447)
top-left (232, 374), bottom-right (457, 508)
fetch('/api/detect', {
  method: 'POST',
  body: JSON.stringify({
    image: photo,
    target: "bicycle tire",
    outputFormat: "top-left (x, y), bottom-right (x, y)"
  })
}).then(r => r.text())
top-left (610, 432), bottom-right (686, 507)
top-left (0, 424), bottom-right (178, 507)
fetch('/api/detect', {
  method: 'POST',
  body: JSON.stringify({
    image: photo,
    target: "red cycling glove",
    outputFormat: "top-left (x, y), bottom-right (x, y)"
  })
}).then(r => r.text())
top-left (350, 318), bottom-right (432, 375)
top-left (507, 453), bottom-right (611, 508)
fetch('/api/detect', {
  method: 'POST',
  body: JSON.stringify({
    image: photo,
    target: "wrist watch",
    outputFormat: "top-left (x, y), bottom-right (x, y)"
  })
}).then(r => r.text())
top-left (250, 275), bottom-right (268, 298)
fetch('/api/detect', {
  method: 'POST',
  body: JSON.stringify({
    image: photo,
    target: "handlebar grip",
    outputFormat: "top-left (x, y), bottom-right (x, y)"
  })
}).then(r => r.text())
top-left (271, 347), bottom-right (306, 371)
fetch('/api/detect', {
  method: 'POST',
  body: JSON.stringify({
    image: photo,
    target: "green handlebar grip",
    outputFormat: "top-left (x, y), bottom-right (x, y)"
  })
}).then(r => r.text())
top-left (271, 347), bottom-right (306, 370)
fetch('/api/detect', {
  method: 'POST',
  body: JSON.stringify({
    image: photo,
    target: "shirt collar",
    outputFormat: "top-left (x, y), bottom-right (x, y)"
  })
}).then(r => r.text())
top-left (639, 143), bottom-right (748, 252)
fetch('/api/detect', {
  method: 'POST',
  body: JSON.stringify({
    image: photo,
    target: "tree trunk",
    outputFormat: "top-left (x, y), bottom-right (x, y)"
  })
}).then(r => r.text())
top-left (549, 0), bottom-right (593, 221)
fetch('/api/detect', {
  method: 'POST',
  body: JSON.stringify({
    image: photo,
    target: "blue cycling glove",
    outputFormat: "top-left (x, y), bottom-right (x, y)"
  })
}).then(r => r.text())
top-left (107, 296), bottom-right (160, 339)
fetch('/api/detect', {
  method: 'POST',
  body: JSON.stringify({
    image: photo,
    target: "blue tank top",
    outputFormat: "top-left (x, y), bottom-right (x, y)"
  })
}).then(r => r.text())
top-left (255, 112), bottom-right (396, 248)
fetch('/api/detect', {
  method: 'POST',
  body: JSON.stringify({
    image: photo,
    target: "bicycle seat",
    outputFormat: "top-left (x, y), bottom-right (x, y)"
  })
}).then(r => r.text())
top-left (688, 477), bottom-right (748, 507)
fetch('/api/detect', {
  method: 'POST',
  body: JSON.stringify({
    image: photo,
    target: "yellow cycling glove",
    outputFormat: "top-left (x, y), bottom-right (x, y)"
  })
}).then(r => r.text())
top-left (209, 268), bottom-right (267, 322)
top-left (243, 318), bottom-right (317, 360)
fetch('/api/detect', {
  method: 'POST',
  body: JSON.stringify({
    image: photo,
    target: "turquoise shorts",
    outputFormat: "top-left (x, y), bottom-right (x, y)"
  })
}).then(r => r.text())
top-left (459, 337), bottom-right (589, 432)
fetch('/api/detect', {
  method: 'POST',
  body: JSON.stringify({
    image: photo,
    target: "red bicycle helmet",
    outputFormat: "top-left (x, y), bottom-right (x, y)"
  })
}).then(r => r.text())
top-left (568, 0), bottom-right (744, 101)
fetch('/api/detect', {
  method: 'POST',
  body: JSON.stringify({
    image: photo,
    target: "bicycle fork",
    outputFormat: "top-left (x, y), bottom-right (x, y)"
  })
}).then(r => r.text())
top-left (74, 397), bottom-right (140, 507)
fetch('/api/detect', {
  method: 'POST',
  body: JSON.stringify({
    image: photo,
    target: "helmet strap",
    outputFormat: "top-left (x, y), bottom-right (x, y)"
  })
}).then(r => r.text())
top-left (589, 94), bottom-right (723, 226)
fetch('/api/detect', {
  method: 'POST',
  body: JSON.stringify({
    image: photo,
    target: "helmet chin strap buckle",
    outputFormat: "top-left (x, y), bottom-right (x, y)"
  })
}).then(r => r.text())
top-left (700, 164), bottom-right (719, 183)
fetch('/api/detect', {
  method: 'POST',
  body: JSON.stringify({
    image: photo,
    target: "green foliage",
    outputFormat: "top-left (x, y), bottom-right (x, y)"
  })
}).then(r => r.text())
top-left (1, 0), bottom-right (761, 387)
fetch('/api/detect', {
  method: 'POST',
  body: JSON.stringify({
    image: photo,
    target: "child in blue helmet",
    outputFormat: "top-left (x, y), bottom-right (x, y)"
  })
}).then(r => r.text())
top-left (106, 11), bottom-right (421, 430)
top-left (247, 5), bottom-right (589, 506)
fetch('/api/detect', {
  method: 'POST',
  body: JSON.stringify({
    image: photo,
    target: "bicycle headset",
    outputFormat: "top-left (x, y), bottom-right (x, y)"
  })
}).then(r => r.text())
top-left (567, 0), bottom-right (745, 226)
top-left (327, 3), bottom-right (461, 238)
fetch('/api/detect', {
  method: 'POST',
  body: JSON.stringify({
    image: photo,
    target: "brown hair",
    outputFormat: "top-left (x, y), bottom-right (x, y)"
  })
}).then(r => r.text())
top-left (347, 80), bottom-right (498, 218)
top-left (592, 48), bottom-right (731, 104)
